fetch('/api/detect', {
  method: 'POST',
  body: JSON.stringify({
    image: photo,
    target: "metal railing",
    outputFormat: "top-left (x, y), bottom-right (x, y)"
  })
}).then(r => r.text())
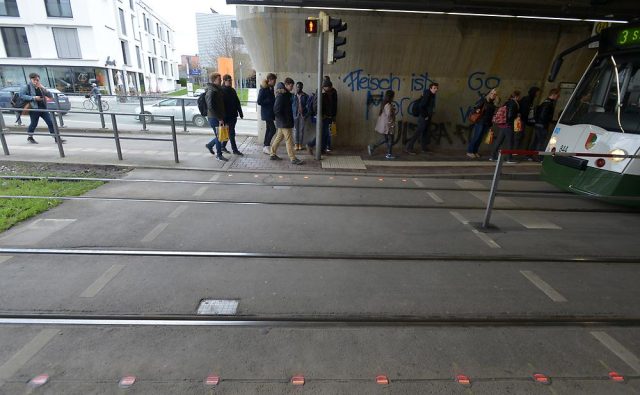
top-left (0, 106), bottom-right (180, 163)
top-left (482, 149), bottom-right (640, 228)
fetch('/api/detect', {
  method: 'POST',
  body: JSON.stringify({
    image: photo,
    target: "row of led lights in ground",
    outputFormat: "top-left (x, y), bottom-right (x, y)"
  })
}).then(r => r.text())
top-left (248, 174), bottom-right (407, 182)
top-left (26, 371), bottom-right (628, 389)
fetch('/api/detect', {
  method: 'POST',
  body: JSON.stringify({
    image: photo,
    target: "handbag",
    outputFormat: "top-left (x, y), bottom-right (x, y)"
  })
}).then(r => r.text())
top-left (484, 128), bottom-right (495, 145)
top-left (467, 102), bottom-right (485, 124)
top-left (330, 122), bottom-right (337, 137)
top-left (514, 116), bottom-right (523, 132)
top-left (218, 125), bottom-right (230, 142)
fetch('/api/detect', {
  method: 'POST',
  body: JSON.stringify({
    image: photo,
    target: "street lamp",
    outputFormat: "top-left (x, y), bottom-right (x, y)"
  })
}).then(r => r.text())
top-left (239, 61), bottom-right (243, 90)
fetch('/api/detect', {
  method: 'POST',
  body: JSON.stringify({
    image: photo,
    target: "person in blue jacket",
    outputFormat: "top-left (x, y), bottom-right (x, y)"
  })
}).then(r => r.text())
top-left (20, 72), bottom-right (64, 144)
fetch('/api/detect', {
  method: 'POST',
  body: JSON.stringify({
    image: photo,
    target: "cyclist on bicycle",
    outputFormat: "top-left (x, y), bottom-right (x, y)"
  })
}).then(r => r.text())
top-left (90, 83), bottom-right (101, 104)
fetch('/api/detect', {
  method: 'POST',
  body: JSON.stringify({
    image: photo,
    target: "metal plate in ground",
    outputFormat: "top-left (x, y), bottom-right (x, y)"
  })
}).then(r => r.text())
top-left (321, 156), bottom-right (367, 170)
top-left (197, 299), bottom-right (239, 315)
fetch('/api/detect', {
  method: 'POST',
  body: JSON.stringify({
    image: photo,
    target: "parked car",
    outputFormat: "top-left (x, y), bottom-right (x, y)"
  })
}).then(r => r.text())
top-left (134, 97), bottom-right (207, 127)
top-left (0, 86), bottom-right (70, 115)
top-left (192, 88), bottom-right (206, 97)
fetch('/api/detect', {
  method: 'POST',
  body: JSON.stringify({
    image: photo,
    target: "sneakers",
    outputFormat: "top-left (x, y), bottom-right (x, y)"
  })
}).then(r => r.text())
top-left (488, 157), bottom-right (496, 161)
top-left (221, 147), bottom-right (230, 154)
top-left (367, 145), bottom-right (374, 156)
top-left (262, 146), bottom-right (271, 154)
top-left (216, 155), bottom-right (228, 162)
top-left (385, 154), bottom-right (396, 160)
top-left (291, 158), bottom-right (304, 165)
top-left (27, 137), bottom-right (38, 144)
top-left (205, 144), bottom-right (215, 155)
top-left (307, 145), bottom-right (314, 156)
top-left (270, 155), bottom-right (282, 160)
top-left (466, 153), bottom-right (476, 159)
top-left (232, 151), bottom-right (244, 156)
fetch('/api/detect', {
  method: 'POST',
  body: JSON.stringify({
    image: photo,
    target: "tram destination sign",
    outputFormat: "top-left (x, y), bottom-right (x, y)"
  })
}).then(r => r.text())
top-left (617, 27), bottom-right (640, 47)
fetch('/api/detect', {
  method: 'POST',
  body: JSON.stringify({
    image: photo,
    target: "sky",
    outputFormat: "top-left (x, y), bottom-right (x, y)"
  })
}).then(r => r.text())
top-left (145, 0), bottom-right (237, 56)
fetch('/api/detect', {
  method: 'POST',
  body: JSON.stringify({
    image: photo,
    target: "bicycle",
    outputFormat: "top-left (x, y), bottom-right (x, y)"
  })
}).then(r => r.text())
top-left (82, 96), bottom-right (109, 111)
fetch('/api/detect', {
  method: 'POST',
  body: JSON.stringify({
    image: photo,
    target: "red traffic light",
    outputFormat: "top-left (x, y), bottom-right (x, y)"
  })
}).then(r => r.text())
top-left (305, 18), bottom-right (318, 34)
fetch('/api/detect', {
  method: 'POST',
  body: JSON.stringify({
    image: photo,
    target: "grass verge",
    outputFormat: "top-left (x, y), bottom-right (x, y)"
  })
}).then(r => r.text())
top-left (0, 178), bottom-right (103, 233)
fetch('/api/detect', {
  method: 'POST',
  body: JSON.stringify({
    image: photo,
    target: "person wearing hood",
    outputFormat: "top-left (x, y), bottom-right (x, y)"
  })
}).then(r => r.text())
top-left (306, 79), bottom-right (336, 156)
top-left (517, 86), bottom-right (540, 149)
top-left (257, 73), bottom-right (277, 154)
top-left (204, 72), bottom-right (227, 161)
top-left (270, 78), bottom-right (303, 165)
top-left (220, 74), bottom-right (244, 156)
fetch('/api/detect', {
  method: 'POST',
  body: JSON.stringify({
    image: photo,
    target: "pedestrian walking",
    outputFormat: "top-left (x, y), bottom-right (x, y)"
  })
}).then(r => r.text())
top-left (466, 88), bottom-right (498, 158)
top-left (292, 81), bottom-right (309, 151)
top-left (20, 72), bottom-right (64, 144)
top-left (271, 78), bottom-right (303, 165)
top-left (405, 82), bottom-right (438, 154)
top-left (367, 90), bottom-right (397, 159)
top-left (529, 88), bottom-right (560, 159)
top-left (490, 90), bottom-right (521, 163)
top-left (517, 86), bottom-right (540, 149)
top-left (220, 74), bottom-right (244, 156)
top-left (9, 90), bottom-right (24, 126)
top-left (323, 76), bottom-right (338, 152)
top-left (306, 79), bottom-right (336, 156)
top-left (203, 72), bottom-right (227, 161)
top-left (257, 73), bottom-right (277, 154)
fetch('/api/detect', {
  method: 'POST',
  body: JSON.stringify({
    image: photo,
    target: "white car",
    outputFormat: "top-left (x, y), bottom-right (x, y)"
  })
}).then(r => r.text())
top-left (192, 88), bottom-right (205, 97)
top-left (134, 97), bottom-right (207, 127)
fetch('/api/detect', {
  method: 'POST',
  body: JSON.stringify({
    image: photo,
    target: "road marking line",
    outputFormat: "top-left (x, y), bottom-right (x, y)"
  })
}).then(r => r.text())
top-left (520, 270), bottom-right (567, 302)
top-left (79, 264), bottom-right (125, 298)
top-left (141, 223), bottom-right (169, 243)
top-left (449, 211), bottom-right (500, 249)
top-left (468, 191), bottom-right (516, 207)
top-left (168, 205), bottom-right (188, 219)
top-left (0, 256), bottom-right (12, 264)
top-left (193, 186), bottom-right (209, 197)
top-left (455, 180), bottom-right (484, 190)
top-left (81, 148), bottom-right (98, 152)
top-left (506, 213), bottom-right (561, 229)
top-left (412, 179), bottom-right (425, 188)
top-left (209, 174), bottom-right (220, 181)
top-left (591, 331), bottom-right (640, 374)
top-left (0, 329), bottom-right (59, 385)
top-left (427, 191), bottom-right (444, 204)
top-left (143, 150), bottom-right (159, 155)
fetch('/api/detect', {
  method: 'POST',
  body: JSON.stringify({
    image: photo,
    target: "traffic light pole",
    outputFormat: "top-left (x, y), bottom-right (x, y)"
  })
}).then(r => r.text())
top-left (315, 29), bottom-right (324, 161)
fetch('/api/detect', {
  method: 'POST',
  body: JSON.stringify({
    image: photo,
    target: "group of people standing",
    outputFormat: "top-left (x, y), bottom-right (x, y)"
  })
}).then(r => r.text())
top-left (466, 86), bottom-right (559, 162)
top-left (203, 72), bottom-right (245, 161)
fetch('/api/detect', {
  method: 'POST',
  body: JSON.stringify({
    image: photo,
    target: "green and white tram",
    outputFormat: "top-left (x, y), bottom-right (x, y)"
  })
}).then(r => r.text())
top-left (541, 23), bottom-right (640, 205)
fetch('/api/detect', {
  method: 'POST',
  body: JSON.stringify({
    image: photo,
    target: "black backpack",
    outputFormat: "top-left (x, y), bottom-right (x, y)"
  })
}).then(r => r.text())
top-left (307, 92), bottom-right (317, 116)
top-left (197, 88), bottom-right (208, 116)
top-left (10, 92), bottom-right (22, 108)
top-left (408, 95), bottom-right (422, 117)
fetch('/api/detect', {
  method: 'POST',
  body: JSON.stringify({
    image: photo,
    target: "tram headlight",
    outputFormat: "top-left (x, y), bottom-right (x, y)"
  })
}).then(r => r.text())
top-left (547, 136), bottom-right (558, 150)
top-left (610, 148), bottom-right (627, 162)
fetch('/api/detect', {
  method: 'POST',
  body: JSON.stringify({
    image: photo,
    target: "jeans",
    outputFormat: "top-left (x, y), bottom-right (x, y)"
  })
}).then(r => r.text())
top-left (490, 125), bottom-right (514, 161)
top-left (406, 116), bottom-right (430, 151)
top-left (307, 118), bottom-right (331, 152)
top-left (221, 117), bottom-right (239, 152)
top-left (372, 133), bottom-right (393, 155)
top-left (270, 128), bottom-right (297, 160)
top-left (27, 110), bottom-right (55, 138)
top-left (530, 124), bottom-right (549, 152)
top-left (467, 122), bottom-right (490, 154)
top-left (263, 119), bottom-right (276, 146)
top-left (293, 116), bottom-right (306, 145)
top-left (205, 117), bottom-right (222, 155)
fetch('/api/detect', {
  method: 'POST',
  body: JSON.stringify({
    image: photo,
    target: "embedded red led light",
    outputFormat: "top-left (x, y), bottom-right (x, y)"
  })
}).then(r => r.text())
top-left (376, 375), bottom-right (389, 385)
top-left (609, 371), bottom-right (624, 382)
top-left (205, 375), bottom-right (220, 386)
top-left (456, 374), bottom-right (471, 386)
top-left (533, 373), bottom-right (550, 384)
top-left (291, 375), bottom-right (305, 385)
top-left (596, 158), bottom-right (606, 167)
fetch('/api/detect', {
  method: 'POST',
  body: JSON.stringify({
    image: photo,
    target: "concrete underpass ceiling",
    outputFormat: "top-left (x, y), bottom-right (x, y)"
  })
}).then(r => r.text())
top-left (225, 0), bottom-right (639, 22)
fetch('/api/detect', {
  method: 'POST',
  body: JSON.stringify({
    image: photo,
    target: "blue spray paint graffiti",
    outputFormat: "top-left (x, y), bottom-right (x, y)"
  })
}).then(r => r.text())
top-left (459, 71), bottom-right (501, 123)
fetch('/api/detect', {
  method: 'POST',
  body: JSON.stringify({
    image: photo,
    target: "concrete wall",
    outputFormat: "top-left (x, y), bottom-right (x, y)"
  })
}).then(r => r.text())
top-left (237, 6), bottom-right (595, 150)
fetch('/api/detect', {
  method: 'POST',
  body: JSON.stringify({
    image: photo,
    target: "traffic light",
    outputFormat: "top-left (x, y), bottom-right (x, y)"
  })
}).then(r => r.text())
top-left (327, 17), bottom-right (347, 64)
top-left (305, 17), bottom-right (318, 35)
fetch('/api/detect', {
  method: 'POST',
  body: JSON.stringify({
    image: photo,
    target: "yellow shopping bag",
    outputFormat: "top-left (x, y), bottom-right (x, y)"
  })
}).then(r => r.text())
top-left (330, 122), bottom-right (337, 137)
top-left (218, 125), bottom-right (230, 142)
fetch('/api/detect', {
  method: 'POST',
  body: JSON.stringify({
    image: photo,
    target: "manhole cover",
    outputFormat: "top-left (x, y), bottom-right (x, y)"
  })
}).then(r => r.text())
top-left (197, 299), bottom-right (239, 315)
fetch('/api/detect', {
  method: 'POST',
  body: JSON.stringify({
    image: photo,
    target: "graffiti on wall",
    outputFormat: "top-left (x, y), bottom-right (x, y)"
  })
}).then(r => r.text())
top-left (459, 71), bottom-right (501, 124)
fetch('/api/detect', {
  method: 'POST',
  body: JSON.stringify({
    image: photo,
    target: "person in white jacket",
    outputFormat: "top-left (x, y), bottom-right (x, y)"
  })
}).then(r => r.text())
top-left (368, 90), bottom-right (397, 159)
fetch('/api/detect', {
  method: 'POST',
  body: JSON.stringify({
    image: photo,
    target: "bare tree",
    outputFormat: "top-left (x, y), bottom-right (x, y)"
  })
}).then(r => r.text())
top-left (203, 18), bottom-right (253, 77)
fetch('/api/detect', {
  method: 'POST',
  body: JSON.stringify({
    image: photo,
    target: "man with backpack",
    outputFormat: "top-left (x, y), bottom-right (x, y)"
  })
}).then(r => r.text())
top-left (405, 82), bottom-right (438, 155)
top-left (529, 88), bottom-right (560, 157)
top-left (271, 78), bottom-right (303, 165)
top-left (20, 72), bottom-right (64, 144)
top-left (203, 72), bottom-right (227, 161)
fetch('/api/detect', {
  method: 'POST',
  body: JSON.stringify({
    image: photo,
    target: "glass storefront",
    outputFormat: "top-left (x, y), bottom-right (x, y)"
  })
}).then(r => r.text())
top-left (0, 65), bottom-right (26, 88)
top-left (0, 65), bottom-right (113, 94)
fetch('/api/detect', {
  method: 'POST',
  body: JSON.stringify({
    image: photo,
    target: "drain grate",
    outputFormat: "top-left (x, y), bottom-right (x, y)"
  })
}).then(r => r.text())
top-left (197, 299), bottom-right (239, 315)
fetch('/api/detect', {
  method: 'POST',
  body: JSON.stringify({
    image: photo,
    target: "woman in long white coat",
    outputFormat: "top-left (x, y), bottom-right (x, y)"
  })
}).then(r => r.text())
top-left (367, 90), bottom-right (397, 159)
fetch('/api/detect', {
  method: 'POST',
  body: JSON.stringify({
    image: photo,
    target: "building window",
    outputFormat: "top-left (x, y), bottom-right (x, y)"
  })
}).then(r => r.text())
top-left (142, 13), bottom-right (147, 31)
top-left (1, 27), bottom-right (30, 57)
top-left (148, 57), bottom-right (156, 73)
top-left (118, 8), bottom-right (126, 35)
top-left (166, 31), bottom-right (170, 44)
top-left (121, 40), bottom-right (130, 65)
top-left (52, 27), bottom-right (81, 58)
top-left (232, 36), bottom-right (244, 45)
top-left (160, 61), bottom-right (165, 76)
top-left (0, 0), bottom-right (19, 17)
top-left (131, 15), bottom-right (136, 38)
top-left (230, 20), bottom-right (237, 28)
top-left (156, 23), bottom-right (160, 38)
top-left (152, 38), bottom-right (156, 54)
top-left (45, 0), bottom-right (73, 18)
top-left (163, 45), bottom-right (167, 58)
top-left (135, 46), bottom-right (141, 68)
top-left (129, 0), bottom-right (134, 9)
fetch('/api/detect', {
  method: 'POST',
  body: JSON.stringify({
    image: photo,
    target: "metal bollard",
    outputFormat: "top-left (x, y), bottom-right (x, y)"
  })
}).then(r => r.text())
top-left (110, 114), bottom-right (123, 160)
top-left (51, 110), bottom-right (65, 158)
top-left (0, 112), bottom-right (10, 155)
top-left (481, 151), bottom-right (504, 228)
top-left (181, 98), bottom-right (188, 132)
top-left (53, 93), bottom-right (65, 128)
top-left (139, 96), bottom-right (147, 131)
top-left (170, 116), bottom-right (179, 163)
top-left (97, 94), bottom-right (106, 129)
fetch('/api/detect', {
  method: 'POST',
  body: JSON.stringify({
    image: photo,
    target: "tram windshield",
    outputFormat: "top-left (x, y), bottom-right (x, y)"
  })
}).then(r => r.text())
top-left (560, 54), bottom-right (640, 134)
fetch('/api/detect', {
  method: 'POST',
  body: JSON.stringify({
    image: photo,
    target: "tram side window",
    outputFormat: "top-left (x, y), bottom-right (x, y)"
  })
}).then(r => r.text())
top-left (561, 56), bottom-right (640, 134)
